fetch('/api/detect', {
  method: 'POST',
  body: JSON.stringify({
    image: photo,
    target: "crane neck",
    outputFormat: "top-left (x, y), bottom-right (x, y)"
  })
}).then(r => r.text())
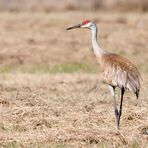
top-left (91, 24), bottom-right (106, 57)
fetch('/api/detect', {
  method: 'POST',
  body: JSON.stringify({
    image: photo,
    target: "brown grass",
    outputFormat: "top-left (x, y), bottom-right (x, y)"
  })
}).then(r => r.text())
top-left (0, 74), bottom-right (148, 147)
top-left (0, 11), bottom-right (148, 147)
top-left (0, 0), bottom-right (148, 12)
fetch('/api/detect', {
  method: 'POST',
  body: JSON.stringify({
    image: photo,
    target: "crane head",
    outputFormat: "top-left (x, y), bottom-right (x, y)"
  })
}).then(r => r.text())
top-left (66, 19), bottom-right (92, 30)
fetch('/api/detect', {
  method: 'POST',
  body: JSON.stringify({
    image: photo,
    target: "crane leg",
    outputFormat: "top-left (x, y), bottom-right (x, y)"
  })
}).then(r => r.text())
top-left (108, 85), bottom-right (119, 129)
top-left (117, 87), bottom-right (125, 129)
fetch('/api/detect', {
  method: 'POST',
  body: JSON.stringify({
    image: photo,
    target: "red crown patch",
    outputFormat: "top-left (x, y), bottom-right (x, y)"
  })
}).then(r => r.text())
top-left (82, 20), bottom-right (91, 25)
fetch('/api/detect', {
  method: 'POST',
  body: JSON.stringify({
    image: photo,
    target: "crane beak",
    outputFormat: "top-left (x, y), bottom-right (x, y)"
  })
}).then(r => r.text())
top-left (66, 24), bottom-right (81, 30)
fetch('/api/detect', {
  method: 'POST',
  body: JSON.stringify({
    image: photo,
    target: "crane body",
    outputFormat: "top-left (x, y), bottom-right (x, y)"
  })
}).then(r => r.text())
top-left (66, 20), bottom-right (142, 129)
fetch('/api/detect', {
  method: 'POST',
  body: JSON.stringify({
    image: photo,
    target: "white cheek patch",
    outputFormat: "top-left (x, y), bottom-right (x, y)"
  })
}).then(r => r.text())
top-left (81, 22), bottom-right (91, 28)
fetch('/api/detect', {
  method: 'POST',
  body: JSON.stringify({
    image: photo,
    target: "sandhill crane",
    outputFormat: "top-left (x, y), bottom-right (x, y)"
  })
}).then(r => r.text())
top-left (66, 20), bottom-right (142, 129)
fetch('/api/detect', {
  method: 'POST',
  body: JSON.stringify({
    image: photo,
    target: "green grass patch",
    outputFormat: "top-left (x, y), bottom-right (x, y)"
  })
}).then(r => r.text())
top-left (139, 63), bottom-right (148, 73)
top-left (0, 63), bottom-right (99, 74)
top-left (0, 62), bottom-right (147, 75)
top-left (49, 63), bottom-right (98, 74)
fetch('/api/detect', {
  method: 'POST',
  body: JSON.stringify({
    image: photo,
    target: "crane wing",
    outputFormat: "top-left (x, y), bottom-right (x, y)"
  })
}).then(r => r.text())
top-left (101, 53), bottom-right (142, 93)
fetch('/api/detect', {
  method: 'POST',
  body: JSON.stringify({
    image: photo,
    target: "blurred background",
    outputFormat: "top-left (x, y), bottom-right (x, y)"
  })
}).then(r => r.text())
top-left (0, 0), bottom-right (147, 73)
top-left (0, 0), bottom-right (148, 12)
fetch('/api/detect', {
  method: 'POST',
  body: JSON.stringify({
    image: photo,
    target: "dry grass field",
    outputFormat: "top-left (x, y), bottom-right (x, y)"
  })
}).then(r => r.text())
top-left (0, 11), bottom-right (148, 147)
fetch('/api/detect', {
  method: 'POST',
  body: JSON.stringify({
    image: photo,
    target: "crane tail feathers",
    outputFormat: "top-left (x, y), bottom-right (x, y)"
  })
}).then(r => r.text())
top-left (135, 89), bottom-right (139, 99)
